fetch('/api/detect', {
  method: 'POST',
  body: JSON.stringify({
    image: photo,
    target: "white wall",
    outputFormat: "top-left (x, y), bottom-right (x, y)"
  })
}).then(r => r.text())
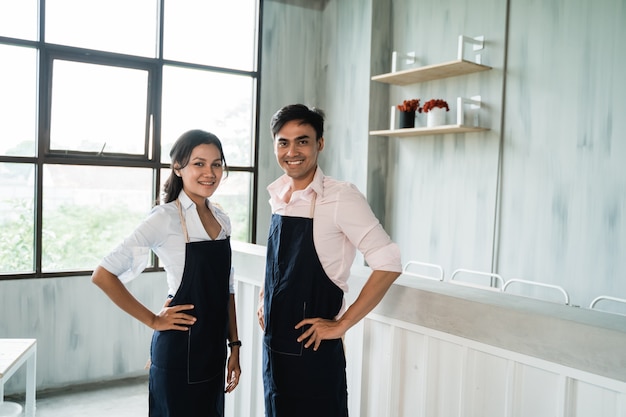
top-left (496, 0), bottom-right (626, 307)
top-left (0, 273), bottom-right (165, 392)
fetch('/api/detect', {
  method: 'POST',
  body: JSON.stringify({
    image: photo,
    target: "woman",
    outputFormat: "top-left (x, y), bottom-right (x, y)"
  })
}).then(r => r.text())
top-left (92, 129), bottom-right (241, 417)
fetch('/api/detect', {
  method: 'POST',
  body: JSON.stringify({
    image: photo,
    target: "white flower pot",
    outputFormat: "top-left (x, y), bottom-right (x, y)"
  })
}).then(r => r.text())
top-left (427, 107), bottom-right (447, 127)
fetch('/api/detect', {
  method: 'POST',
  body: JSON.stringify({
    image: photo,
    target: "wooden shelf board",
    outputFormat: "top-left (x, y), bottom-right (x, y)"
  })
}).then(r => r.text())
top-left (370, 125), bottom-right (489, 137)
top-left (371, 60), bottom-right (492, 85)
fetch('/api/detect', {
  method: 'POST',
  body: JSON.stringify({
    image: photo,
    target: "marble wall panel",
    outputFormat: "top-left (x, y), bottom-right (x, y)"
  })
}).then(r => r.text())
top-left (368, 0), bottom-right (393, 225)
top-left (498, 0), bottom-right (626, 307)
top-left (318, 0), bottom-right (373, 194)
top-left (256, 1), bottom-right (326, 242)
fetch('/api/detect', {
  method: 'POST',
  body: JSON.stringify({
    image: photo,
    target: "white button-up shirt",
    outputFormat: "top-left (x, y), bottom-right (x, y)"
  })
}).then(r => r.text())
top-left (100, 190), bottom-right (234, 295)
top-left (267, 167), bottom-right (402, 294)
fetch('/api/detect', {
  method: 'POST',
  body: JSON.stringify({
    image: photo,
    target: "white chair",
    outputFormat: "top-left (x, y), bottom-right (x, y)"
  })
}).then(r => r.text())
top-left (402, 260), bottom-right (445, 281)
top-left (589, 295), bottom-right (626, 316)
top-left (503, 278), bottom-right (570, 305)
top-left (449, 268), bottom-right (504, 291)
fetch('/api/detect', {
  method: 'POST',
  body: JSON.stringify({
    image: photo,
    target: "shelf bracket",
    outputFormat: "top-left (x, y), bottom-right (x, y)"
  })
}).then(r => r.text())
top-left (457, 35), bottom-right (484, 64)
top-left (391, 51), bottom-right (416, 73)
top-left (456, 95), bottom-right (482, 126)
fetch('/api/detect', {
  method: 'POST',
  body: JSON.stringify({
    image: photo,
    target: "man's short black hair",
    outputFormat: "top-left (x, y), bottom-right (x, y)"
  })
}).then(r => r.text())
top-left (270, 104), bottom-right (325, 140)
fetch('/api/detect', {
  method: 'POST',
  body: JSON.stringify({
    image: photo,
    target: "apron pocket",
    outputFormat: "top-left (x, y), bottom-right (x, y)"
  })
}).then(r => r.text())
top-left (151, 330), bottom-right (189, 370)
top-left (187, 326), bottom-right (226, 383)
top-left (265, 301), bottom-right (306, 355)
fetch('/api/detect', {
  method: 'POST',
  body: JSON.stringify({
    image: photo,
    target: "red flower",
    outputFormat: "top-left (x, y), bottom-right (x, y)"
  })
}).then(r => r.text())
top-left (419, 99), bottom-right (449, 113)
top-left (396, 99), bottom-right (420, 112)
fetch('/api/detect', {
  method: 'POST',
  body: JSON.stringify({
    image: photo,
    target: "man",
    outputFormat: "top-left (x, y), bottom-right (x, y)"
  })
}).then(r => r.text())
top-left (257, 104), bottom-right (402, 417)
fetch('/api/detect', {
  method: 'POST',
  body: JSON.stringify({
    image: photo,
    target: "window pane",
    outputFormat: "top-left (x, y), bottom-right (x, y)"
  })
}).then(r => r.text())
top-left (214, 171), bottom-right (251, 242)
top-left (0, 0), bottom-right (37, 40)
top-left (159, 168), bottom-right (171, 205)
top-left (163, 0), bottom-right (257, 71)
top-left (0, 45), bottom-right (37, 157)
top-left (50, 60), bottom-right (149, 155)
top-left (159, 169), bottom-right (251, 242)
top-left (42, 165), bottom-right (153, 272)
top-left (0, 163), bottom-right (35, 274)
top-left (46, 0), bottom-right (158, 57)
top-left (161, 66), bottom-right (254, 166)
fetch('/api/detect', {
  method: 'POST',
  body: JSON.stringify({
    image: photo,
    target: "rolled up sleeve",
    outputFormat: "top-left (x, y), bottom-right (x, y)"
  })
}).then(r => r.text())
top-left (358, 224), bottom-right (402, 272)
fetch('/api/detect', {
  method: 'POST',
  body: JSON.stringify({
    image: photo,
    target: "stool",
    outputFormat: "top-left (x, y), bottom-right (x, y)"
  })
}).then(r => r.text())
top-left (0, 401), bottom-right (23, 417)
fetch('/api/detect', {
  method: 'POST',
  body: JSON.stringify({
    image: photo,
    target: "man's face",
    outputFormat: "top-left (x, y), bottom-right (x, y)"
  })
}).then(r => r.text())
top-left (274, 120), bottom-right (324, 189)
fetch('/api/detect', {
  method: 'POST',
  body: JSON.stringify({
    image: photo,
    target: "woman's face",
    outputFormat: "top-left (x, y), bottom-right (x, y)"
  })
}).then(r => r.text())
top-left (175, 143), bottom-right (224, 205)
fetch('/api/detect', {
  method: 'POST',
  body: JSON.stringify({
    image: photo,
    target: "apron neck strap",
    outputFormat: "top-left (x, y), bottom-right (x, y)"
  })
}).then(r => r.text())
top-left (309, 194), bottom-right (317, 218)
top-left (175, 199), bottom-right (190, 243)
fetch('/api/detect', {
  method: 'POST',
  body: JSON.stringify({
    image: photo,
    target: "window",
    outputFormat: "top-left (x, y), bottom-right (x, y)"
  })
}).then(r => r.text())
top-left (49, 60), bottom-right (150, 156)
top-left (0, 0), bottom-right (260, 278)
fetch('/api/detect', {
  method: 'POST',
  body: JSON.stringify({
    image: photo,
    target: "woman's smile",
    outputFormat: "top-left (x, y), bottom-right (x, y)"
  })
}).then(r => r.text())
top-left (177, 143), bottom-right (224, 205)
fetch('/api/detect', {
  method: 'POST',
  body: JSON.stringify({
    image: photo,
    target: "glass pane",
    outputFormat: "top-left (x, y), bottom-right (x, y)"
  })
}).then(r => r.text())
top-left (215, 171), bottom-right (252, 242)
top-left (0, 45), bottom-right (37, 157)
top-left (159, 169), bottom-right (251, 243)
top-left (0, 0), bottom-right (37, 40)
top-left (42, 165), bottom-right (153, 272)
top-left (161, 66), bottom-right (254, 166)
top-left (0, 163), bottom-right (35, 274)
top-left (159, 168), bottom-right (172, 205)
top-left (45, 0), bottom-right (158, 57)
top-left (163, 0), bottom-right (257, 71)
top-left (50, 60), bottom-right (149, 155)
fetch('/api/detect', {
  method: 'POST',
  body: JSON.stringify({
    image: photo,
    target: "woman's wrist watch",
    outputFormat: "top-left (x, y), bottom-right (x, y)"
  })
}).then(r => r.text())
top-left (228, 340), bottom-right (242, 348)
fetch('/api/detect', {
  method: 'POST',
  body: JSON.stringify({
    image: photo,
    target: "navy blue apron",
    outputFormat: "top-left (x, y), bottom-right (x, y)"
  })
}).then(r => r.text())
top-left (263, 196), bottom-right (348, 417)
top-left (149, 200), bottom-right (231, 417)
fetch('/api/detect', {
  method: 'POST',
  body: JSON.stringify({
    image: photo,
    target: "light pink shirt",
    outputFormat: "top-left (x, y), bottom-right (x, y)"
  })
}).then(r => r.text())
top-left (267, 167), bottom-right (402, 294)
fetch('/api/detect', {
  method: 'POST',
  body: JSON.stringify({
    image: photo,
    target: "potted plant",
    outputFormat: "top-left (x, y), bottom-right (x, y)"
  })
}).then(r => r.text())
top-left (396, 99), bottom-right (420, 128)
top-left (419, 99), bottom-right (449, 127)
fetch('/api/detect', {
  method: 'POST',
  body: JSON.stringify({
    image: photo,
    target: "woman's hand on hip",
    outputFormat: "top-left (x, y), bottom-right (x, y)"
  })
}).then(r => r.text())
top-left (151, 298), bottom-right (196, 331)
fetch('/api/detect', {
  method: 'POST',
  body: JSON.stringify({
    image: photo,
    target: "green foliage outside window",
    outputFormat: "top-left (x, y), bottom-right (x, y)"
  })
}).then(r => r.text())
top-left (42, 203), bottom-right (147, 272)
top-left (0, 199), bottom-right (34, 273)
top-left (1, 196), bottom-right (249, 274)
top-left (0, 199), bottom-right (146, 273)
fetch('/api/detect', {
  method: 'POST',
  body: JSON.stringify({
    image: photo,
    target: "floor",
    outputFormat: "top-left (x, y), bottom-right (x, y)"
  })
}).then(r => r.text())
top-left (5, 376), bottom-right (149, 417)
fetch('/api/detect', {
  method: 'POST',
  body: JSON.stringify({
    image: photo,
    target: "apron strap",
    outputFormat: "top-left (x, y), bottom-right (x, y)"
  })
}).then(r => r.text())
top-left (175, 199), bottom-right (190, 243)
top-left (309, 194), bottom-right (317, 218)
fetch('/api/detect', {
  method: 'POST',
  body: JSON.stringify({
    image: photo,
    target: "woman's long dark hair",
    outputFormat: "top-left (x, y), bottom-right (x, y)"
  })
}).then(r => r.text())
top-left (162, 129), bottom-right (227, 204)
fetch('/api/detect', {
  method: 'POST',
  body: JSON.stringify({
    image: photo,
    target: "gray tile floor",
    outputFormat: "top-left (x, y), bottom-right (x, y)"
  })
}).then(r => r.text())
top-left (6, 376), bottom-right (149, 417)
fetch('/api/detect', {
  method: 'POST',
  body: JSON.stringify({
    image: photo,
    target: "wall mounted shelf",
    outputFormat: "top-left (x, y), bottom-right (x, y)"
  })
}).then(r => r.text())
top-left (371, 59), bottom-right (492, 86)
top-left (370, 36), bottom-right (491, 137)
top-left (370, 125), bottom-right (489, 138)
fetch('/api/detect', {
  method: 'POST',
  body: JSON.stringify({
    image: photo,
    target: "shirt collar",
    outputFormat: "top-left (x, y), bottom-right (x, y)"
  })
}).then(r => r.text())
top-left (177, 190), bottom-right (211, 210)
top-left (268, 166), bottom-right (325, 201)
